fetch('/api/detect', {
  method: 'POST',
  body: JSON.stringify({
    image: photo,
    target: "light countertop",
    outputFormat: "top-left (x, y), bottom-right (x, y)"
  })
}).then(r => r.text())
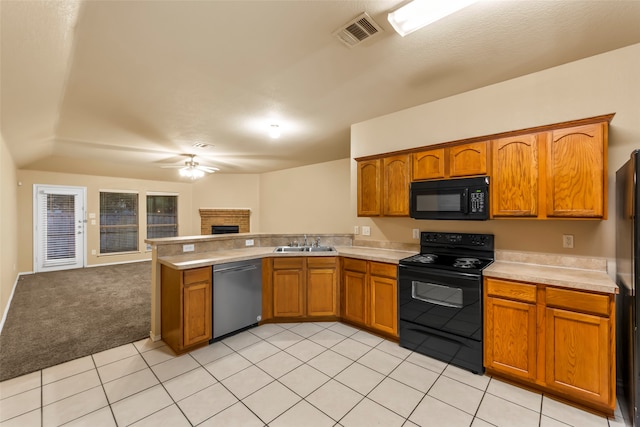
top-left (157, 245), bottom-right (418, 270)
top-left (484, 261), bottom-right (617, 294)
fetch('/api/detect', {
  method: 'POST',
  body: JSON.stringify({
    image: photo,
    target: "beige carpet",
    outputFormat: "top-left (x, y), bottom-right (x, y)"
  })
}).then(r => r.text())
top-left (0, 261), bottom-right (151, 381)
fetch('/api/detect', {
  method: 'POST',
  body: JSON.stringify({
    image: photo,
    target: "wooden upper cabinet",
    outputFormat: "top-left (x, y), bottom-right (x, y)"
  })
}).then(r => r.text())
top-left (383, 154), bottom-right (410, 216)
top-left (449, 141), bottom-right (488, 177)
top-left (357, 159), bottom-right (382, 217)
top-left (412, 148), bottom-right (445, 180)
top-left (546, 123), bottom-right (606, 219)
top-left (412, 142), bottom-right (488, 181)
top-left (491, 134), bottom-right (540, 217)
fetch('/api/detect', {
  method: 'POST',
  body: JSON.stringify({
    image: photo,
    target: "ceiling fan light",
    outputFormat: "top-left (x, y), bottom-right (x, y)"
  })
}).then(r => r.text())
top-left (179, 167), bottom-right (205, 180)
top-left (388, 0), bottom-right (478, 37)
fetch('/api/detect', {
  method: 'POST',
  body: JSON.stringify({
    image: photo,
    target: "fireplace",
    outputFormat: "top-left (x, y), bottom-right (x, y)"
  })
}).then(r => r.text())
top-left (211, 225), bottom-right (240, 234)
top-left (199, 209), bottom-right (250, 235)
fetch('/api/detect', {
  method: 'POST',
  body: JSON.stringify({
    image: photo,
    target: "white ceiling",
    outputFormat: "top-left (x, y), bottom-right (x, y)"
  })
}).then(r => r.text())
top-left (2, 0), bottom-right (640, 181)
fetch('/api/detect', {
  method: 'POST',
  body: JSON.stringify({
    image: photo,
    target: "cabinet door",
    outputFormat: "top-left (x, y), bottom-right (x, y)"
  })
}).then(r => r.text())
top-left (183, 280), bottom-right (212, 347)
top-left (545, 307), bottom-right (612, 408)
top-left (343, 270), bottom-right (368, 325)
top-left (357, 159), bottom-right (382, 217)
top-left (491, 134), bottom-right (539, 217)
top-left (449, 141), bottom-right (488, 177)
top-left (273, 269), bottom-right (305, 317)
top-left (307, 259), bottom-right (338, 317)
top-left (484, 296), bottom-right (537, 381)
top-left (383, 154), bottom-right (410, 216)
top-left (412, 148), bottom-right (445, 180)
top-left (369, 275), bottom-right (397, 336)
top-left (546, 123), bottom-right (605, 218)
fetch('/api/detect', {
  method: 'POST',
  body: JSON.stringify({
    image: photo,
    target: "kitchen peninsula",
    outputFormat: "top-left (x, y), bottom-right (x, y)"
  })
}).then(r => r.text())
top-left (145, 232), bottom-right (417, 344)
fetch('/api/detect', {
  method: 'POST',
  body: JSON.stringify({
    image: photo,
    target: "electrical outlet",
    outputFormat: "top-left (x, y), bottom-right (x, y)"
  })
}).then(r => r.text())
top-left (354, 225), bottom-right (359, 235)
top-left (362, 226), bottom-right (371, 236)
top-left (183, 244), bottom-right (195, 252)
top-left (562, 234), bottom-right (574, 249)
top-left (412, 229), bottom-right (420, 239)
top-left (245, 239), bottom-right (254, 246)
top-left (91, 249), bottom-right (96, 255)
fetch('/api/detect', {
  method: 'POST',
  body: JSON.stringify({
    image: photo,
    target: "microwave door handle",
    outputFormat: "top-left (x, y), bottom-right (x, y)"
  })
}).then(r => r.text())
top-left (462, 189), bottom-right (469, 214)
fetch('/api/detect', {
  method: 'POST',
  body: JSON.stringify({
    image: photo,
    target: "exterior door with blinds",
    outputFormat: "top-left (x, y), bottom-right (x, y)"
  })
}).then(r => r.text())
top-left (34, 185), bottom-right (86, 272)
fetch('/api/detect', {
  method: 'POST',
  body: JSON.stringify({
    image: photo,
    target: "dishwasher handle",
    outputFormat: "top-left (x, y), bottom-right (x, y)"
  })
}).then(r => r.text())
top-left (213, 264), bottom-right (259, 274)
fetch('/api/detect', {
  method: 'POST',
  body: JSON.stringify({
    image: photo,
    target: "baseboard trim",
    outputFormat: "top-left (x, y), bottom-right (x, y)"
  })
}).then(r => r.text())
top-left (150, 332), bottom-right (162, 342)
top-left (0, 272), bottom-right (29, 336)
top-left (87, 258), bottom-right (151, 268)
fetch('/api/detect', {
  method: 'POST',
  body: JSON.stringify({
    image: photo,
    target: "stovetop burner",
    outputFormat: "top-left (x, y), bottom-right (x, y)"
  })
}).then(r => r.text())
top-left (412, 254), bottom-right (438, 264)
top-left (399, 232), bottom-right (495, 273)
top-left (453, 257), bottom-right (481, 268)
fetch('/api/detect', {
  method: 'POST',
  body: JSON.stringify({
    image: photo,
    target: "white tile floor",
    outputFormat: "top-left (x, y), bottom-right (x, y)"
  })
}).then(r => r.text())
top-left (0, 322), bottom-right (629, 427)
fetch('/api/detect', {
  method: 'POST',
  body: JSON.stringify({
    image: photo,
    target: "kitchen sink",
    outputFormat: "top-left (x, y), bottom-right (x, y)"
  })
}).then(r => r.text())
top-left (274, 246), bottom-right (336, 253)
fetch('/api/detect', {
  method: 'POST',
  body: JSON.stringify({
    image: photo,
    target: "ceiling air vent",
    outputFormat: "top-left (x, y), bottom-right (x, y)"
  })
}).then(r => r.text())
top-left (333, 12), bottom-right (383, 48)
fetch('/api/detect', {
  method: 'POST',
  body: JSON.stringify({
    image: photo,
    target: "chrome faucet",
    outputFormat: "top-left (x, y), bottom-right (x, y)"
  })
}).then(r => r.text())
top-left (303, 234), bottom-right (308, 246)
top-left (315, 237), bottom-right (321, 247)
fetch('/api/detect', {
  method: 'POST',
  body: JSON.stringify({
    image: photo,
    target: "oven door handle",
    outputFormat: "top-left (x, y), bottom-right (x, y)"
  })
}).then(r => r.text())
top-left (398, 264), bottom-right (481, 280)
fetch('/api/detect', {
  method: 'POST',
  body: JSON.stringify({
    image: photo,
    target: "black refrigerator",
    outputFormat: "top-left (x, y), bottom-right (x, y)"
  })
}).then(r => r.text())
top-left (617, 149), bottom-right (640, 426)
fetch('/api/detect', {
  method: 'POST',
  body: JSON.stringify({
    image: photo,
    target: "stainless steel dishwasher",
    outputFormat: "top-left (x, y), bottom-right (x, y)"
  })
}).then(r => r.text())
top-left (211, 258), bottom-right (262, 341)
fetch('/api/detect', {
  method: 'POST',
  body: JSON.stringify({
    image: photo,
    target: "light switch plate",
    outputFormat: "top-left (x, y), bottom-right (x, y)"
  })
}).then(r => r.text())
top-left (412, 229), bottom-right (420, 239)
top-left (354, 225), bottom-right (359, 235)
top-left (245, 239), bottom-right (254, 246)
top-left (183, 244), bottom-right (195, 252)
top-left (362, 226), bottom-right (370, 236)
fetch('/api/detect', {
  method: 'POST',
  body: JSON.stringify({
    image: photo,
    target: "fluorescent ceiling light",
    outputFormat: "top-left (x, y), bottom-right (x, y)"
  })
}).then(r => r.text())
top-left (388, 0), bottom-right (478, 37)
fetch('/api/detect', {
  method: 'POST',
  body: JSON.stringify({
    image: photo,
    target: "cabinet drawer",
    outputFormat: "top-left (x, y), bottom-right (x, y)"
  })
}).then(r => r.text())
top-left (370, 262), bottom-right (397, 279)
top-left (486, 278), bottom-right (536, 303)
top-left (343, 258), bottom-right (367, 273)
top-left (307, 257), bottom-right (337, 268)
top-left (184, 267), bottom-right (211, 285)
top-left (273, 257), bottom-right (305, 270)
top-left (546, 287), bottom-right (610, 317)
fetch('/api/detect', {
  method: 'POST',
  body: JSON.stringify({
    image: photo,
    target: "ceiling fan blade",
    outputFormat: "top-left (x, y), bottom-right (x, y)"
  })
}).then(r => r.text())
top-left (197, 165), bottom-right (219, 172)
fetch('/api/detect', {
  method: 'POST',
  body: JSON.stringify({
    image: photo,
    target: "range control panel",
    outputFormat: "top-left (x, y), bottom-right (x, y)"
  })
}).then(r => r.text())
top-left (420, 232), bottom-right (494, 250)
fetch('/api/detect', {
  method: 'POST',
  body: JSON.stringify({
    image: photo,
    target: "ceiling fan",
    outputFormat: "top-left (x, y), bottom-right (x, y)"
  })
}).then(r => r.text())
top-left (161, 154), bottom-right (219, 179)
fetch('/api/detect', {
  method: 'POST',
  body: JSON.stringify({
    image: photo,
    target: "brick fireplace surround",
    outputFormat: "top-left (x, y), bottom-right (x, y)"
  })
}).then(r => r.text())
top-left (199, 209), bottom-right (250, 235)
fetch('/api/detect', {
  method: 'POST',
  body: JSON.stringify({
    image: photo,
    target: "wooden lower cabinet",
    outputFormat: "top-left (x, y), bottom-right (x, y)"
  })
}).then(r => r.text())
top-left (272, 258), bottom-right (305, 318)
top-left (263, 256), bottom-right (339, 321)
top-left (307, 258), bottom-right (339, 317)
top-left (342, 258), bottom-right (368, 326)
top-left (161, 265), bottom-right (212, 354)
top-left (484, 277), bottom-right (615, 415)
top-left (485, 296), bottom-right (537, 381)
top-left (342, 258), bottom-right (398, 338)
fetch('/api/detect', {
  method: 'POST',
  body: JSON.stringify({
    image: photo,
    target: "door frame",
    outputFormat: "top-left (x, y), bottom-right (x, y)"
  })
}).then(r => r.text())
top-left (33, 184), bottom-right (87, 272)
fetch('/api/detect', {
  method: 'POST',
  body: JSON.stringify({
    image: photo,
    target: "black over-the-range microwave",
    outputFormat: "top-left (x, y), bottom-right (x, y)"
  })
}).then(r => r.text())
top-left (409, 176), bottom-right (489, 220)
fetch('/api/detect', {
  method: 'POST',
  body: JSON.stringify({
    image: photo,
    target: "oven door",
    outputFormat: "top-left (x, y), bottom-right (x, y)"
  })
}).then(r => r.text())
top-left (398, 264), bottom-right (482, 341)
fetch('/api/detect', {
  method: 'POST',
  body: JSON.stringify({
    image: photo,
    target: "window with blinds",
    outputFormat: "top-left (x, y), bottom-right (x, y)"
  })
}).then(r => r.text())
top-left (42, 194), bottom-right (76, 260)
top-left (100, 192), bottom-right (138, 253)
top-left (147, 195), bottom-right (178, 238)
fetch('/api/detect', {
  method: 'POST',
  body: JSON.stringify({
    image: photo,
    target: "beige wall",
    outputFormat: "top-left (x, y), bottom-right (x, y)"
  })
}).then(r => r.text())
top-left (16, 170), bottom-right (194, 272)
top-left (259, 159), bottom-right (352, 234)
top-left (351, 43), bottom-right (640, 263)
top-left (191, 173), bottom-right (261, 234)
top-left (0, 135), bottom-right (18, 318)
